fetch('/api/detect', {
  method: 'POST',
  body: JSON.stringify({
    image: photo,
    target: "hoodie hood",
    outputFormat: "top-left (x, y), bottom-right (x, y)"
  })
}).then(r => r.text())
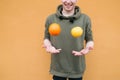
top-left (56, 5), bottom-right (81, 23)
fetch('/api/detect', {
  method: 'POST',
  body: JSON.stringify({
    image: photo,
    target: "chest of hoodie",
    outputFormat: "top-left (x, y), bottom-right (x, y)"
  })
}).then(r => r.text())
top-left (52, 14), bottom-right (86, 40)
top-left (49, 14), bottom-right (87, 51)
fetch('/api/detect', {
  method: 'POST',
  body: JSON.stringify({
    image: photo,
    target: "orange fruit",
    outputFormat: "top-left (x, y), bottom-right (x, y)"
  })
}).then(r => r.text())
top-left (71, 27), bottom-right (83, 38)
top-left (49, 23), bottom-right (61, 36)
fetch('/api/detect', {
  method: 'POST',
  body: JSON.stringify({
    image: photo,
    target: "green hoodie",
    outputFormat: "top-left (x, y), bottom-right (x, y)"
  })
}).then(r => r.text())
top-left (44, 5), bottom-right (93, 78)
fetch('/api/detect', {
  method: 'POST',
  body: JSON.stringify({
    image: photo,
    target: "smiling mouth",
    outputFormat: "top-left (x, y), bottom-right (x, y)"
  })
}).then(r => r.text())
top-left (64, 2), bottom-right (73, 7)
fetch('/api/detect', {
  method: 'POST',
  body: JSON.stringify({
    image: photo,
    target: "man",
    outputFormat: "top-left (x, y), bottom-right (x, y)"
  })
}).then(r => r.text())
top-left (43, 0), bottom-right (94, 80)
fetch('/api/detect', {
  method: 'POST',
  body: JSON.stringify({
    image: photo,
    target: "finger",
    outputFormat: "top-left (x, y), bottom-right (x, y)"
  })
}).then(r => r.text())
top-left (72, 51), bottom-right (81, 56)
top-left (72, 51), bottom-right (79, 56)
top-left (72, 50), bottom-right (77, 54)
top-left (57, 49), bottom-right (62, 51)
top-left (74, 53), bottom-right (79, 56)
top-left (51, 51), bottom-right (59, 54)
top-left (51, 49), bottom-right (61, 54)
top-left (54, 49), bottom-right (61, 54)
top-left (50, 48), bottom-right (58, 54)
top-left (77, 52), bottom-right (83, 56)
top-left (74, 53), bottom-right (82, 56)
top-left (81, 49), bottom-right (89, 54)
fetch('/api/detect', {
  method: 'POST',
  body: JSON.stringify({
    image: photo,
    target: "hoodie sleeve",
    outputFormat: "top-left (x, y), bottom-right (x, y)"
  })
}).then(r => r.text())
top-left (85, 16), bottom-right (93, 42)
top-left (44, 16), bottom-right (51, 40)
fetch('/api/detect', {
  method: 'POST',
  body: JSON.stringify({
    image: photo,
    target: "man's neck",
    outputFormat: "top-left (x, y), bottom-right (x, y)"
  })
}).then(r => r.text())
top-left (62, 9), bottom-right (74, 17)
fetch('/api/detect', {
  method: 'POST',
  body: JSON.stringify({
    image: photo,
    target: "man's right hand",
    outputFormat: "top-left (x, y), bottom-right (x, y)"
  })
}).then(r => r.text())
top-left (43, 45), bottom-right (61, 54)
top-left (43, 39), bottom-right (61, 54)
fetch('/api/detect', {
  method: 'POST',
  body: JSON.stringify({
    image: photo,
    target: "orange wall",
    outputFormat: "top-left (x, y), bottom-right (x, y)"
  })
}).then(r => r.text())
top-left (0, 0), bottom-right (120, 80)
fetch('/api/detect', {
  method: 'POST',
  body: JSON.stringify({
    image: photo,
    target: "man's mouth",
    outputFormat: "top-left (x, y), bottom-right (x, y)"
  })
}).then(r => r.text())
top-left (64, 2), bottom-right (73, 7)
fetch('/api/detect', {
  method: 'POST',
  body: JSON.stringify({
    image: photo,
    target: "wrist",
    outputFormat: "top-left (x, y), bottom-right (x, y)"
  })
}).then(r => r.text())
top-left (44, 39), bottom-right (52, 48)
top-left (86, 41), bottom-right (94, 50)
top-left (86, 46), bottom-right (93, 50)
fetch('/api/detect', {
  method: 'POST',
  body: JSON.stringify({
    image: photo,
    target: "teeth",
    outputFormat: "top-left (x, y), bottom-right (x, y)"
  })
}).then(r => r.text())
top-left (64, 2), bottom-right (73, 6)
top-left (65, 3), bottom-right (73, 6)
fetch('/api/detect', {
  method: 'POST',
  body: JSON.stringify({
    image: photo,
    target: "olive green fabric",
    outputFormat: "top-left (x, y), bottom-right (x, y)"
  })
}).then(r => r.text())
top-left (44, 5), bottom-right (93, 78)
